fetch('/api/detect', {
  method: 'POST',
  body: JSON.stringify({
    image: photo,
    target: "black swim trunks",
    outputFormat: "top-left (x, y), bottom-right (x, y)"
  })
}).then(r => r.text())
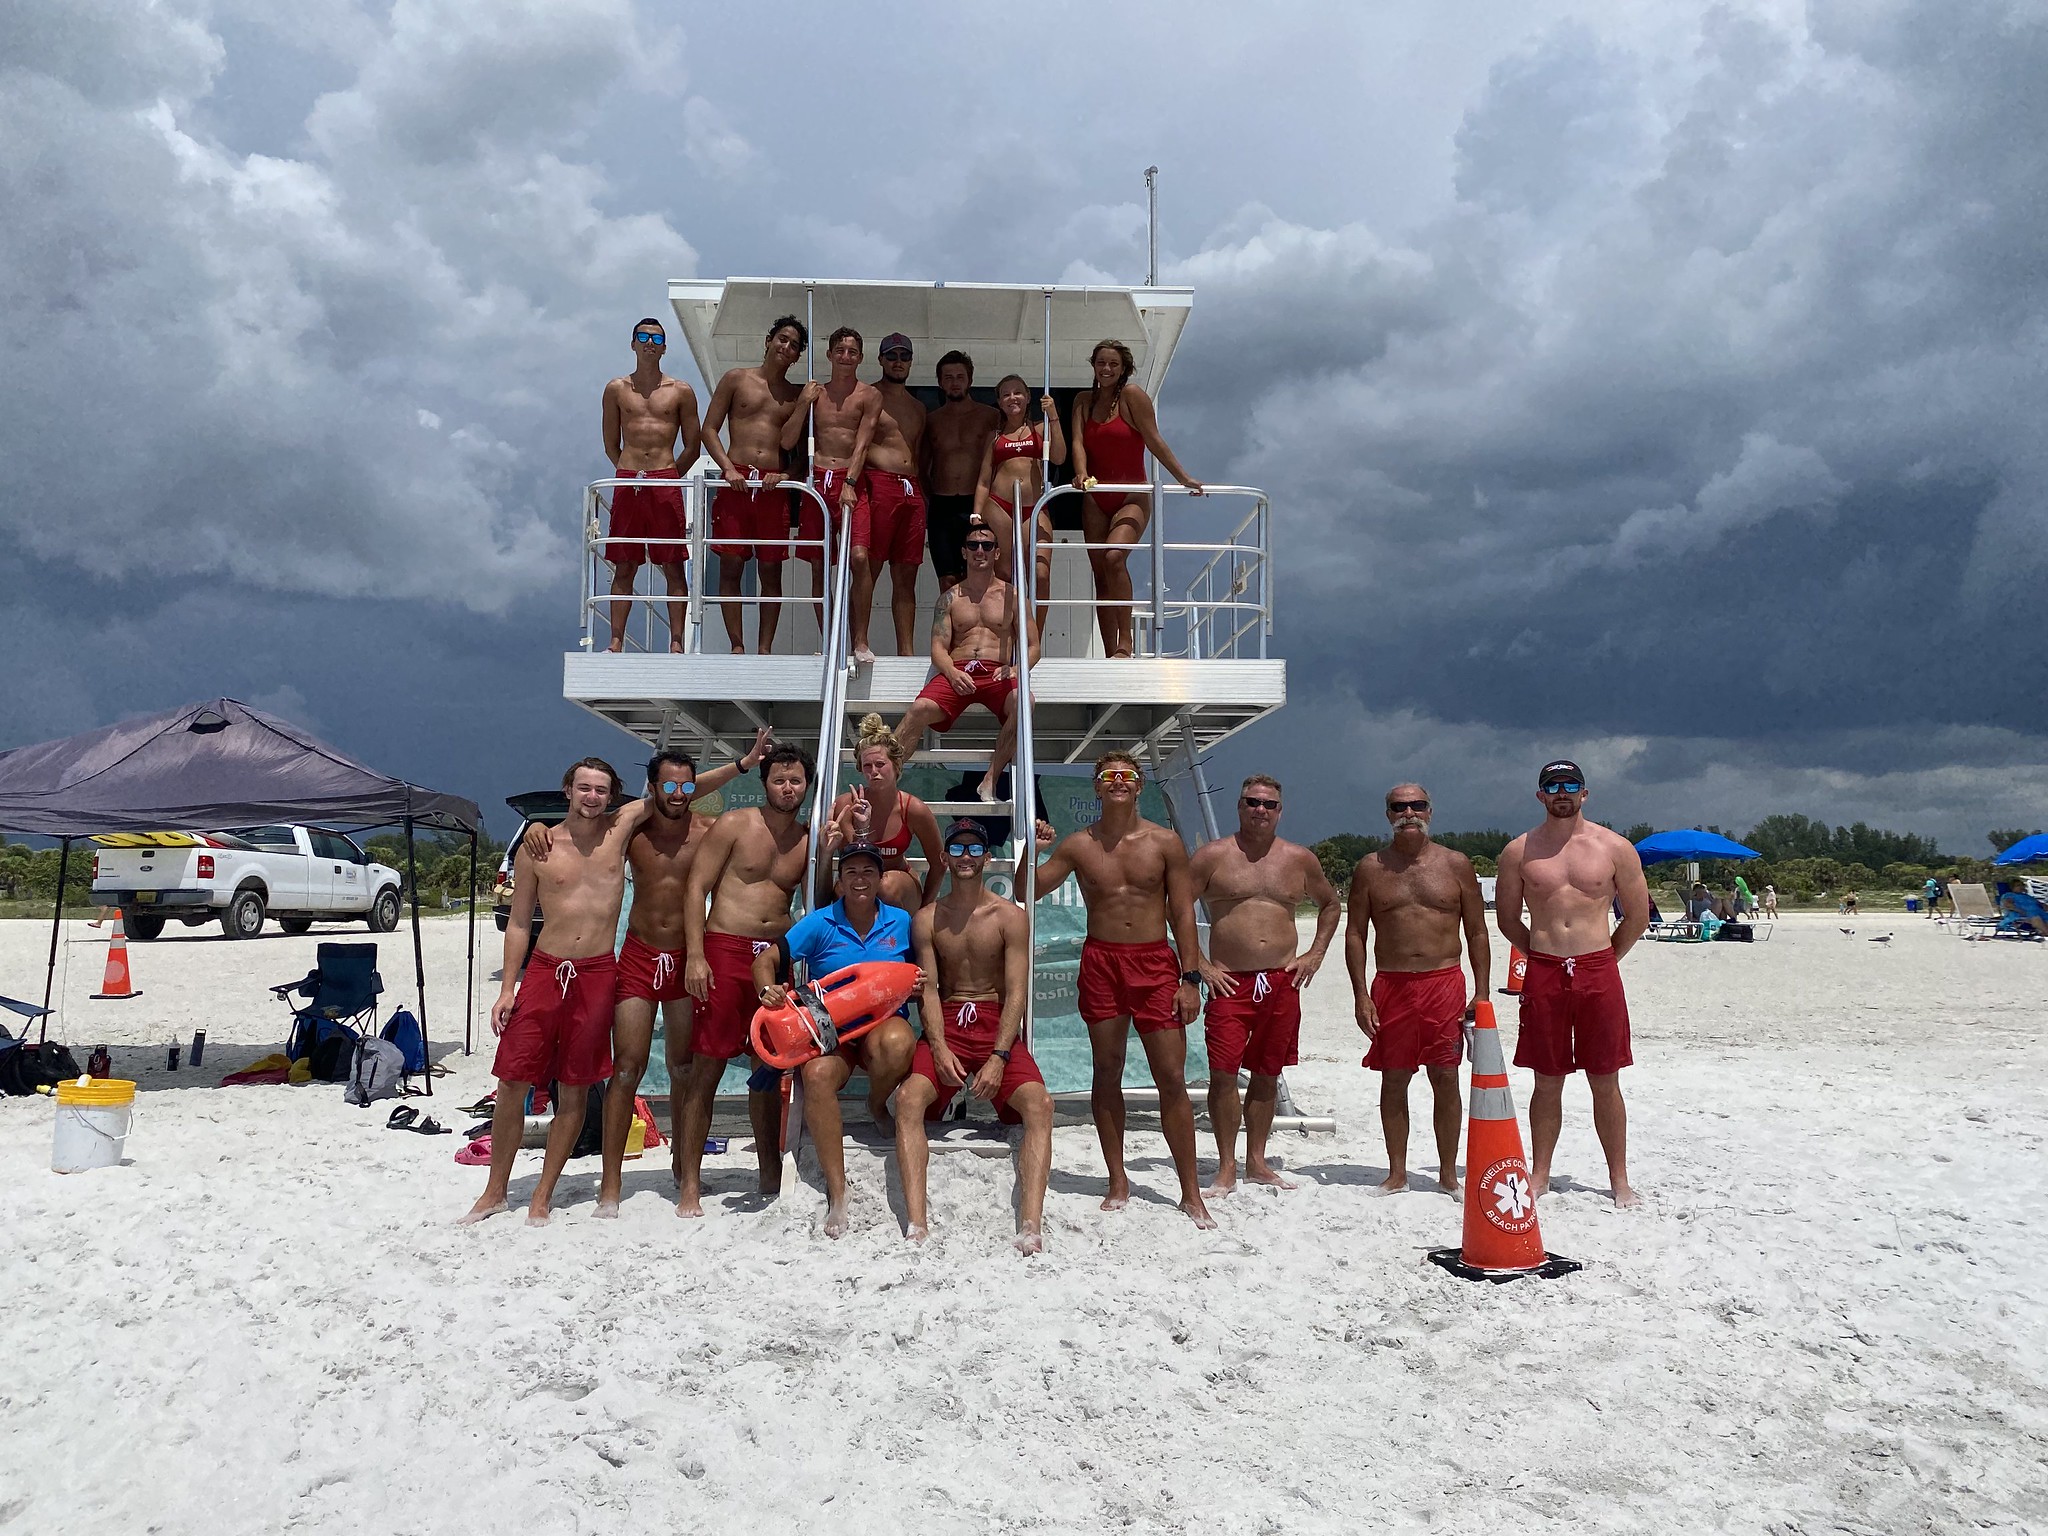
top-left (927, 493), bottom-right (977, 582)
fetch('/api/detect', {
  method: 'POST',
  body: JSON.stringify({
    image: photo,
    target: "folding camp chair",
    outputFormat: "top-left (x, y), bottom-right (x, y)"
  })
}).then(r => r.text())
top-left (272, 942), bottom-right (384, 1061)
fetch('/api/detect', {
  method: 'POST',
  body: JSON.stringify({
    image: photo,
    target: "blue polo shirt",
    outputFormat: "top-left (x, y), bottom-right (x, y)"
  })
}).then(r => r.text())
top-left (783, 899), bottom-right (914, 981)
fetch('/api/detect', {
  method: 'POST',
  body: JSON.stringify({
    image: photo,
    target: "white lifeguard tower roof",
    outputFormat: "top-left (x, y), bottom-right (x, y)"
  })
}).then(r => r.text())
top-left (668, 278), bottom-right (1193, 395)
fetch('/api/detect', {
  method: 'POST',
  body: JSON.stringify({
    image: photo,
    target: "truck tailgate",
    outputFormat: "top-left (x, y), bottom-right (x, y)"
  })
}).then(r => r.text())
top-left (94, 847), bottom-right (204, 893)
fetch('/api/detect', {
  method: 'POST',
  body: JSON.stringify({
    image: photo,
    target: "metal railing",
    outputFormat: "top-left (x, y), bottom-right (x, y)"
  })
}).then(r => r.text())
top-left (803, 509), bottom-right (857, 913)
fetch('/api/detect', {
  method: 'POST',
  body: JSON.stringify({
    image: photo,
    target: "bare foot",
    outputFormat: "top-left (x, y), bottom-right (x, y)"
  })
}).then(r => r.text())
top-left (852, 644), bottom-right (876, 666)
top-left (823, 1202), bottom-right (851, 1239)
top-left (976, 777), bottom-right (999, 805)
top-left (593, 1198), bottom-right (620, 1219)
top-left (1099, 1194), bottom-right (1130, 1212)
top-left (1437, 1174), bottom-right (1461, 1196)
top-left (457, 1199), bottom-right (509, 1226)
top-left (669, 641), bottom-right (685, 654)
top-left (1180, 1197), bottom-right (1218, 1230)
top-left (905, 1223), bottom-right (928, 1245)
top-left (1531, 1173), bottom-right (1551, 1199)
top-left (675, 1194), bottom-right (704, 1218)
top-left (1246, 1164), bottom-right (1297, 1191)
top-left (1205, 1168), bottom-right (1238, 1196)
top-left (1013, 1224), bottom-right (1044, 1256)
top-left (1611, 1182), bottom-right (1641, 1208)
top-left (525, 1208), bottom-right (552, 1227)
top-left (1372, 1172), bottom-right (1408, 1196)
top-left (606, 641), bottom-right (624, 654)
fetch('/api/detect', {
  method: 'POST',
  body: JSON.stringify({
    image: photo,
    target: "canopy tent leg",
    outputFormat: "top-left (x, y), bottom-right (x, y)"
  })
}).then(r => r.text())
top-left (404, 816), bottom-right (432, 1097)
top-left (39, 836), bottom-right (70, 1043)
top-left (464, 828), bottom-right (478, 1056)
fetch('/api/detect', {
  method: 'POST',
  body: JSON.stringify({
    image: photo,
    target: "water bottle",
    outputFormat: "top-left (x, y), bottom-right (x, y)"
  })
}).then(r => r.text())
top-left (87, 1044), bottom-right (111, 1079)
top-left (190, 1029), bottom-right (207, 1068)
top-left (167, 1037), bottom-right (180, 1071)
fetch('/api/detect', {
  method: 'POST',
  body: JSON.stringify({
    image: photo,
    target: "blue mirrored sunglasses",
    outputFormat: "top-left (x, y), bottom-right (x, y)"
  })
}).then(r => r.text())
top-left (634, 331), bottom-right (665, 345)
top-left (1540, 779), bottom-right (1584, 795)
top-left (660, 779), bottom-right (696, 795)
top-left (944, 842), bottom-right (987, 858)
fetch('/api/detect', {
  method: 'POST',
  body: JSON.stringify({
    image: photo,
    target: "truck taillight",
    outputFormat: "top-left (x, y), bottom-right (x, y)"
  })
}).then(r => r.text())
top-left (197, 854), bottom-right (215, 879)
top-left (93, 853), bottom-right (100, 879)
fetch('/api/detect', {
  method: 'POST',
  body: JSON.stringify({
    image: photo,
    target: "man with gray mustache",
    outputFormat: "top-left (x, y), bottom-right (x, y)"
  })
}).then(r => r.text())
top-left (1343, 782), bottom-right (1491, 1195)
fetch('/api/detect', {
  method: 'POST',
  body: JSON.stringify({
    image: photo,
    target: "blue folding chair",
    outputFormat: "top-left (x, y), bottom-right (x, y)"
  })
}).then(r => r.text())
top-left (272, 943), bottom-right (384, 1061)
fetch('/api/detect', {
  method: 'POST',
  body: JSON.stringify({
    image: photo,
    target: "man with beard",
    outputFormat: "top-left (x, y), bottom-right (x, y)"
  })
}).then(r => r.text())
top-left (1495, 760), bottom-right (1651, 1207)
top-left (700, 314), bottom-right (807, 654)
top-left (1344, 783), bottom-right (1491, 1195)
top-left (921, 350), bottom-right (998, 586)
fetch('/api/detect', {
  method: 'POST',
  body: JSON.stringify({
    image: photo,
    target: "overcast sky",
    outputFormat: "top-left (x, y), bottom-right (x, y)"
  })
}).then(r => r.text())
top-left (4, 0), bottom-right (2043, 849)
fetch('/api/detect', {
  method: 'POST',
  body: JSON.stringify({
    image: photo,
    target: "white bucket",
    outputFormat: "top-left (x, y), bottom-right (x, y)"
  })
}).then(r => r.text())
top-left (52, 1078), bottom-right (136, 1173)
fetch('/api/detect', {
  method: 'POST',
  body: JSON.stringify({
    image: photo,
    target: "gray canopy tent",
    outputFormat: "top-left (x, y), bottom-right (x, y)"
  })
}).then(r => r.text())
top-left (0, 699), bottom-right (482, 1091)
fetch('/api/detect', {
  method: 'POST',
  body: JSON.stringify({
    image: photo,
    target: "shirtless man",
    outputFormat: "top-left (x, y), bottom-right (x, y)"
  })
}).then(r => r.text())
top-left (783, 327), bottom-right (882, 659)
top-left (893, 516), bottom-right (1035, 801)
top-left (675, 744), bottom-right (816, 1216)
top-left (1033, 750), bottom-right (1215, 1227)
top-left (523, 729), bottom-right (773, 1213)
top-left (1495, 760), bottom-right (1651, 1207)
top-left (601, 318), bottom-right (702, 652)
top-left (900, 819), bottom-right (1053, 1251)
top-left (1344, 783), bottom-right (1492, 1195)
top-left (462, 758), bottom-right (650, 1226)
top-left (921, 351), bottom-right (999, 586)
top-left (864, 331), bottom-right (929, 656)
top-left (1188, 775), bottom-right (1340, 1193)
top-left (700, 315), bottom-right (807, 654)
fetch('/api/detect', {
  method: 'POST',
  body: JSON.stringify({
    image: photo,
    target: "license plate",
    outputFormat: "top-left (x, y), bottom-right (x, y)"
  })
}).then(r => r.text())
top-left (136, 890), bottom-right (157, 903)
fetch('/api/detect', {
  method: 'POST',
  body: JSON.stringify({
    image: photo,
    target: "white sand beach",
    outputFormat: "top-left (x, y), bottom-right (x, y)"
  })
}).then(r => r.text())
top-left (2, 912), bottom-right (2044, 1533)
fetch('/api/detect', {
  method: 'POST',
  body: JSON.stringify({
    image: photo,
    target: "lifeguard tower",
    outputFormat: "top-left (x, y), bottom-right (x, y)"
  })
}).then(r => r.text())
top-left (563, 277), bottom-right (1297, 1123)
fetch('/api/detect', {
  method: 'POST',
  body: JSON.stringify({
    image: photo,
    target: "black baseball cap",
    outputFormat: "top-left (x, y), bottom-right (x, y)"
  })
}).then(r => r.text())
top-left (945, 817), bottom-right (991, 844)
top-left (837, 842), bottom-right (885, 870)
top-left (1538, 760), bottom-right (1585, 786)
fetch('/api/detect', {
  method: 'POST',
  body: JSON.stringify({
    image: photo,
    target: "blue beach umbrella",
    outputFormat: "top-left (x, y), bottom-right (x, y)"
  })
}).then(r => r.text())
top-left (1633, 829), bottom-right (1762, 866)
top-left (1993, 833), bottom-right (2048, 866)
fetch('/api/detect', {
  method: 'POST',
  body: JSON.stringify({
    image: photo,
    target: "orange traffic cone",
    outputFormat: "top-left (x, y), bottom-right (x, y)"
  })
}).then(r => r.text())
top-left (1499, 946), bottom-right (1527, 995)
top-left (91, 912), bottom-right (144, 1002)
top-left (1428, 1000), bottom-right (1579, 1282)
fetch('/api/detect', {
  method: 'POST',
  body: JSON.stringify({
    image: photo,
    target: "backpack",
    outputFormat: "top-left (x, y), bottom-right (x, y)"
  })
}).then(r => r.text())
top-left (380, 1008), bottom-right (427, 1075)
top-left (343, 1037), bottom-right (408, 1105)
top-left (309, 1026), bottom-right (359, 1083)
top-left (0, 1038), bottom-right (84, 1096)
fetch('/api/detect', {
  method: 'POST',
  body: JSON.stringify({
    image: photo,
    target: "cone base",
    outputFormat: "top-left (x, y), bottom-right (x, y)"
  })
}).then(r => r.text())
top-left (89, 991), bottom-right (143, 1001)
top-left (1427, 1246), bottom-right (1583, 1284)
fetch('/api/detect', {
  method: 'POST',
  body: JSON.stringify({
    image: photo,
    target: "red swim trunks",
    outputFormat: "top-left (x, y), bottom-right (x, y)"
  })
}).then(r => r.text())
top-left (1077, 937), bottom-right (1183, 1033)
top-left (910, 999), bottom-right (1045, 1123)
top-left (492, 949), bottom-right (617, 1087)
top-left (693, 930), bottom-right (774, 1060)
top-left (1514, 948), bottom-right (1632, 1076)
top-left (1203, 968), bottom-right (1302, 1077)
top-left (913, 658), bottom-right (1018, 732)
top-left (605, 467), bottom-right (688, 565)
top-left (798, 466), bottom-right (871, 557)
top-left (863, 471), bottom-right (926, 565)
top-left (710, 465), bottom-right (792, 562)
top-left (1366, 964), bottom-right (1466, 1073)
top-left (616, 930), bottom-right (687, 1004)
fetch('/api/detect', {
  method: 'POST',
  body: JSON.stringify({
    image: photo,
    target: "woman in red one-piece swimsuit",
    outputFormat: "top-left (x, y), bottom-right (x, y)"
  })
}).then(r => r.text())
top-left (1068, 339), bottom-right (1204, 658)
top-left (972, 374), bottom-right (1066, 637)
top-left (825, 714), bottom-right (946, 910)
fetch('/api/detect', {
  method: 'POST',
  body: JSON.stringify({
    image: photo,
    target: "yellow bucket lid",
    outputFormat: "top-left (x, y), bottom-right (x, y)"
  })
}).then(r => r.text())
top-left (57, 1077), bottom-right (137, 1107)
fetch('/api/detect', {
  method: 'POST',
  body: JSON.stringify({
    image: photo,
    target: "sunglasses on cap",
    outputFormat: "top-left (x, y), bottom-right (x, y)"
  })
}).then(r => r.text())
top-left (659, 779), bottom-right (696, 796)
top-left (1096, 767), bottom-right (1140, 787)
top-left (944, 841), bottom-right (988, 858)
top-left (633, 331), bottom-right (665, 345)
top-left (1540, 779), bottom-right (1585, 795)
top-left (1387, 798), bottom-right (1430, 813)
top-left (1241, 795), bottom-right (1280, 811)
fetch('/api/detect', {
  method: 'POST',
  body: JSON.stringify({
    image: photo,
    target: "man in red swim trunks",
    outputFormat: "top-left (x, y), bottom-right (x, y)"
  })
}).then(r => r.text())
top-left (1188, 775), bottom-right (1341, 1193)
top-left (462, 758), bottom-right (651, 1226)
top-left (1033, 751), bottom-right (1214, 1228)
top-left (701, 314), bottom-right (807, 654)
top-left (1496, 760), bottom-right (1651, 1207)
top-left (600, 317), bottom-right (701, 652)
top-left (900, 819), bottom-right (1053, 1251)
top-left (782, 327), bottom-right (881, 658)
top-left (675, 744), bottom-right (815, 1217)
top-left (864, 332), bottom-right (929, 656)
top-left (1344, 783), bottom-right (1492, 1196)
top-left (893, 518), bottom-right (1034, 796)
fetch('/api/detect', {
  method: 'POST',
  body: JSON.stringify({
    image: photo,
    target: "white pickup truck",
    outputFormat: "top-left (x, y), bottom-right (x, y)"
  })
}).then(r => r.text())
top-left (91, 827), bottom-right (404, 940)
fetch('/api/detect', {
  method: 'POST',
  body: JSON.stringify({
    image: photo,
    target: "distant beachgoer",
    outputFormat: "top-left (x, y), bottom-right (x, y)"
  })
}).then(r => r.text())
top-left (756, 836), bottom-right (919, 1238)
top-left (826, 715), bottom-right (946, 912)
top-left (893, 518), bottom-right (1033, 804)
top-left (899, 818), bottom-right (1053, 1251)
top-left (1187, 775), bottom-right (1340, 1193)
top-left (700, 314), bottom-right (807, 654)
top-left (1923, 877), bottom-right (1942, 918)
top-left (463, 758), bottom-right (650, 1226)
top-left (1067, 339), bottom-right (1204, 659)
top-left (1344, 782), bottom-right (1492, 1196)
top-left (974, 374), bottom-right (1066, 636)
top-left (1686, 883), bottom-right (1714, 922)
top-left (600, 318), bottom-right (702, 652)
top-left (862, 332), bottom-right (929, 656)
top-left (1032, 750), bottom-right (1214, 1227)
top-left (674, 744), bottom-right (816, 1216)
top-left (784, 327), bottom-right (883, 659)
top-left (1763, 884), bottom-right (1779, 917)
top-left (1495, 760), bottom-right (1651, 1208)
top-left (1840, 891), bottom-right (1860, 916)
top-left (922, 351), bottom-right (999, 585)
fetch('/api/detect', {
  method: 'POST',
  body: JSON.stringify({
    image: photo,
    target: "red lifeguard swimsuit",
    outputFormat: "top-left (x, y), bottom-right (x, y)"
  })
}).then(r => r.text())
top-left (1081, 401), bottom-right (1146, 515)
top-left (988, 426), bottom-right (1041, 514)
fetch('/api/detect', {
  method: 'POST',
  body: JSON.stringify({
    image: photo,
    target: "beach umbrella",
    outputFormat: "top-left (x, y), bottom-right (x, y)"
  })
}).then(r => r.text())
top-left (1633, 830), bottom-right (1762, 866)
top-left (1993, 832), bottom-right (2048, 866)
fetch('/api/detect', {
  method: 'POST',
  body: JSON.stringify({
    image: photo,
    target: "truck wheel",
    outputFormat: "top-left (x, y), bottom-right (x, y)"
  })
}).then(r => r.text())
top-left (221, 887), bottom-right (266, 939)
top-left (124, 912), bottom-right (166, 941)
top-left (278, 914), bottom-right (313, 935)
top-left (370, 888), bottom-right (402, 932)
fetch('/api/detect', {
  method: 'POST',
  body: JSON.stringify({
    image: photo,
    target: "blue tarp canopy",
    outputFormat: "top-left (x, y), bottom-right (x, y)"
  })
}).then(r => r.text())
top-left (1993, 833), bottom-right (2048, 866)
top-left (1634, 829), bottom-right (1762, 866)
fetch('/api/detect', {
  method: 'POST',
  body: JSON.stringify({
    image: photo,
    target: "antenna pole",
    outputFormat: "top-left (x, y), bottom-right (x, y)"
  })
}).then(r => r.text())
top-left (1144, 166), bottom-right (1159, 286)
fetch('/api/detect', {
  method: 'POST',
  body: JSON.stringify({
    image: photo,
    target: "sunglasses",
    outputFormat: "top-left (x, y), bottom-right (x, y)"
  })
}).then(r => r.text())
top-left (1096, 768), bottom-right (1141, 787)
top-left (944, 841), bottom-right (988, 858)
top-left (1387, 799), bottom-right (1430, 814)
top-left (964, 539), bottom-right (997, 552)
top-left (1540, 780), bottom-right (1585, 795)
top-left (659, 780), bottom-right (696, 796)
top-left (1241, 796), bottom-right (1280, 811)
top-left (880, 349), bottom-right (912, 361)
top-left (633, 331), bottom-right (665, 345)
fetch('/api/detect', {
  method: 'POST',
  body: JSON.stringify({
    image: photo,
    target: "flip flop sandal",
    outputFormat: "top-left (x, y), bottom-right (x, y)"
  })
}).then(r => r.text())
top-left (411, 1116), bottom-right (453, 1135)
top-left (386, 1105), bottom-right (419, 1130)
top-left (463, 1120), bottom-right (493, 1141)
top-left (457, 1095), bottom-right (496, 1117)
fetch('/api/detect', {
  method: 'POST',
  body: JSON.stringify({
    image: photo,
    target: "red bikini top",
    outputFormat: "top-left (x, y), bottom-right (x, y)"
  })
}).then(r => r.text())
top-left (991, 427), bottom-right (1042, 469)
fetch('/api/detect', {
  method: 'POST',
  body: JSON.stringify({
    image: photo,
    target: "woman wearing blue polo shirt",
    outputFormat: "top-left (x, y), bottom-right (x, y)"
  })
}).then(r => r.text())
top-left (753, 838), bottom-right (920, 1238)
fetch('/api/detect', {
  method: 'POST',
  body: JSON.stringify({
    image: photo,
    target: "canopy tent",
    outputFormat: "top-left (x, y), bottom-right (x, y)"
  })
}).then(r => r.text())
top-left (1634, 830), bottom-right (1762, 866)
top-left (1993, 833), bottom-right (2048, 866)
top-left (0, 699), bottom-right (481, 1086)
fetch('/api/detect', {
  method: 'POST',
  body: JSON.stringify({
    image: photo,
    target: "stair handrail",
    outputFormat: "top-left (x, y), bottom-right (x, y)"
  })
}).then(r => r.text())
top-left (803, 496), bottom-right (854, 914)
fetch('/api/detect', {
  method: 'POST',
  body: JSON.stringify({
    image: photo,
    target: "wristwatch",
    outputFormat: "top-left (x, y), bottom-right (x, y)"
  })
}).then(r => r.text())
top-left (991, 1047), bottom-right (1012, 1061)
top-left (1179, 970), bottom-right (1201, 985)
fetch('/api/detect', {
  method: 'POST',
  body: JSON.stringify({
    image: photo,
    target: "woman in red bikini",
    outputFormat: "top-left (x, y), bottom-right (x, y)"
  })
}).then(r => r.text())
top-left (1067, 339), bottom-right (1204, 658)
top-left (972, 374), bottom-right (1066, 635)
top-left (825, 714), bottom-right (946, 910)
